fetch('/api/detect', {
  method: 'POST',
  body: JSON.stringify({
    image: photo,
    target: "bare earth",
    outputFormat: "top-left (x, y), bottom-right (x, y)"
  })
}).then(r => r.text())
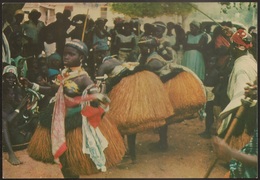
top-left (2, 117), bottom-right (228, 178)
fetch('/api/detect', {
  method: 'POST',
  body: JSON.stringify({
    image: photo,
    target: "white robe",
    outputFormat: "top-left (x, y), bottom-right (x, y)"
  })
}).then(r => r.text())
top-left (218, 54), bottom-right (257, 135)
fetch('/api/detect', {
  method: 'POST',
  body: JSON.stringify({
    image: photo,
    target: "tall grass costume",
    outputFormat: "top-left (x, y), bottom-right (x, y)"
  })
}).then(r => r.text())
top-left (138, 35), bottom-right (206, 150)
top-left (97, 56), bottom-right (173, 162)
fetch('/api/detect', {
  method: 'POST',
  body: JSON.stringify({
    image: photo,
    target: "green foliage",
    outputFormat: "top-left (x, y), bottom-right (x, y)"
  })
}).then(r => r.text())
top-left (109, 2), bottom-right (195, 18)
top-left (219, 2), bottom-right (257, 14)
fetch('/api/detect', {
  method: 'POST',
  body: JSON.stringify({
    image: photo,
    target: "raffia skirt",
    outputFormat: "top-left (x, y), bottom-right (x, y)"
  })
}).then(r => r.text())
top-left (27, 104), bottom-right (126, 175)
top-left (162, 65), bottom-right (207, 124)
top-left (104, 70), bottom-right (173, 135)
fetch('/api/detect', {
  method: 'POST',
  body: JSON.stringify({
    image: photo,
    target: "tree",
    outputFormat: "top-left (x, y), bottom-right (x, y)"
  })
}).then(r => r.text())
top-left (109, 2), bottom-right (196, 25)
top-left (219, 2), bottom-right (257, 13)
top-left (219, 2), bottom-right (257, 26)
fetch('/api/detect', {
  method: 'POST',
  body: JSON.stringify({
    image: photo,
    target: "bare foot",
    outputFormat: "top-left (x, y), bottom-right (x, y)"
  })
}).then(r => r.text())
top-left (8, 154), bottom-right (22, 165)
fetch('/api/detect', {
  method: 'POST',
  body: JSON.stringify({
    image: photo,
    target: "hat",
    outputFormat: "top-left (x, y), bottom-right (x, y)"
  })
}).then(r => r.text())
top-left (2, 65), bottom-right (18, 77)
top-left (65, 39), bottom-right (88, 59)
top-left (167, 22), bottom-right (175, 29)
top-left (14, 9), bottom-right (24, 16)
top-left (153, 21), bottom-right (166, 28)
top-left (190, 20), bottom-right (201, 29)
top-left (231, 29), bottom-right (252, 50)
top-left (29, 9), bottom-right (41, 19)
top-left (95, 17), bottom-right (108, 25)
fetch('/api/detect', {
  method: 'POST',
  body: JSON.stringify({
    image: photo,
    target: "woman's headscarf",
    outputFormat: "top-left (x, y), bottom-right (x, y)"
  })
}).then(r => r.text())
top-left (190, 20), bottom-right (201, 29)
top-left (2, 65), bottom-right (18, 77)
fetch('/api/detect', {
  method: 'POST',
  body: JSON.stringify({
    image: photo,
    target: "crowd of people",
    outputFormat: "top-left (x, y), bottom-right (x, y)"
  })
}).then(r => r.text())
top-left (2, 8), bottom-right (258, 178)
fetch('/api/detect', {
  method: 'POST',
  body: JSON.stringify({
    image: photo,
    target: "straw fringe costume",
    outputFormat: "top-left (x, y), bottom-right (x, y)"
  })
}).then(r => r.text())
top-left (145, 52), bottom-right (206, 124)
top-left (27, 67), bottom-right (125, 175)
top-left (101, 61), bottom-right (173, 135)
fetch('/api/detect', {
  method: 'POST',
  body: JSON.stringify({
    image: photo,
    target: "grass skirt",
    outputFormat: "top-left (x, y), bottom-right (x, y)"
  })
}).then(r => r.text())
top-left (104, 70), bottom-right (173, 135)
top-left (164, 69), bottom-right (206, 124)
top-left (27, 125), bottom-right (54, 163)
top-left (27, 114), bottom-right (126, 175)
top-left (64, 116), bottom-right (126, 175)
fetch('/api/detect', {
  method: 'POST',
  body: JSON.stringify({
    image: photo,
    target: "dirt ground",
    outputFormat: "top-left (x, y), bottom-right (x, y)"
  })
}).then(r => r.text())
top-left (2, 117), bottom-right (228, 179)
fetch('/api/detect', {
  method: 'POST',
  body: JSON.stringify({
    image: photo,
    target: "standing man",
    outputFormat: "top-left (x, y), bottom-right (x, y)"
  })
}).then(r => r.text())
top-left (85, 17), bottom-right (110, 79)
top-left (217, 29), bottom-right (257, 151)
top-left (22, 9), bottom-right (45, 58)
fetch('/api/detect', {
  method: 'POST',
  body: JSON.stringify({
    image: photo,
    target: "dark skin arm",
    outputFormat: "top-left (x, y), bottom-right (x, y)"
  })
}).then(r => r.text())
top-left (212, 136), bottom-right (257, 167)
top-left (212, 82), bottom-right (258, 167)
top-left (97, 58), bottom-right (122, 76)
top-left (20, 77), bottom-right (59, 96)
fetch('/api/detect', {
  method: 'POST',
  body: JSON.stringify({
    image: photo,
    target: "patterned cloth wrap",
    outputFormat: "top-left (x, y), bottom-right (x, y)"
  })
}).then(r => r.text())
top-left (51, 67), bottom-right (110, 171)
top-left (229, 129), bottom-right (258, 178)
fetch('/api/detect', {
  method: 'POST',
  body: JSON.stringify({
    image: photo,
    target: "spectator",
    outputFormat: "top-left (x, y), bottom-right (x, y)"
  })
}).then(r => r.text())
top-left (69, 14), bottom-right (94, 41)
top-left (2, 12), bottom-right (15, 32)
top-left (248, 26), bottom-right (257, 60)
top-left (38, 24), bottom-right (57, 57)
top-left (2, 65), bottom-right (32, 165)
top-left (141, 23), bottom-right (155, 37)
top-left (47, 52), bottom-right (62, 83)
top-left (172, 23), bottom-right (186, 65)
top-left (166, 22), bottom-right (176, 49)
top-left (113, 20), bottom-right (138, 62)
top-left (62, 9), bottom-right (72, 31)
top-left (2, 32), bottom-right (12, 64)
top-left (4, 9), bottom-right (24, 41)
top-left (109, 17), bottom-right (124, 56)
top-left (85, 17), bottom-right (110, 79)
top-left (22, 9), bottom-right (45, 58)
top-left (44, 12), bottom-right (68, 58)
top-left (182, 20), bottom-right (208, 82)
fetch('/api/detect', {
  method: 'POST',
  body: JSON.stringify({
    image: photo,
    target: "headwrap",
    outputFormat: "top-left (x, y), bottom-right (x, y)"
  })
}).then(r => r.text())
top-left (231, 29), bottom-right (252, 50)
top-left (2, 65), bottom-right (18, 77)
top-left (65, 39), bottom-right (88, 59)
top-left (48, 68), bottom-right (60, 77)
top-left (190, 20), bottom-right (201, 29)
top-left (95, 17), bottom-right (108, 25)
top-left (153, 21), bottom-right (166, 29)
